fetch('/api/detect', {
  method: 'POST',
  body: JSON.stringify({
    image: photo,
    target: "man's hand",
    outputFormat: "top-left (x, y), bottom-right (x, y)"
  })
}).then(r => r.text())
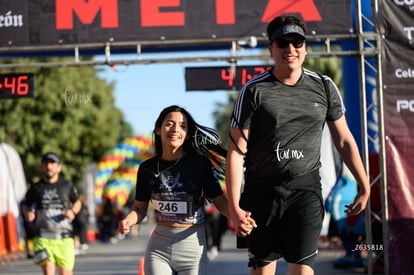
top-left (65, 209), bottom-right (76, 220)
top-left (230, 208), bottom-right (257, 237)
top-left (25, 209), bottom-right (36, 222)
top-left (345, 191), bottom-right (370, 216)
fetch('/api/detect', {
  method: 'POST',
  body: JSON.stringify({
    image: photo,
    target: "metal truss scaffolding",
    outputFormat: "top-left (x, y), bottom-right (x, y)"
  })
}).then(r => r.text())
top-left (0, 1), bottom-right (387, 274)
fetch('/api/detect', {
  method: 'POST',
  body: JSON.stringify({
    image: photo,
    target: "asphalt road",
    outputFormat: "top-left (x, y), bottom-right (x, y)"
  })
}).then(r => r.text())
top-left (0, 221), bottom-right (368, 275)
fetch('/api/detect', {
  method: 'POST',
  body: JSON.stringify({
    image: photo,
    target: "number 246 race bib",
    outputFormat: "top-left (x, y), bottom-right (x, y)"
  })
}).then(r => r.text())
top-left (152, 199), bottom-right (189, 215)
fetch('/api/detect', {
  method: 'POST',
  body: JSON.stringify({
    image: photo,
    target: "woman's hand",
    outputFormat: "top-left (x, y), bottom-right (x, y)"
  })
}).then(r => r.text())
top-left (230, 207), bottom-right (257, 237)
top-left (118, 219), bottom-right (132, 235)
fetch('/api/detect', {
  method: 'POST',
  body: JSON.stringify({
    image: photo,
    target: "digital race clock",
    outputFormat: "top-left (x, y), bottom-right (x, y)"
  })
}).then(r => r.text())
top-left (0, 73), bottom-right (35, 99)
top-left (185, 66), bottom-right (272, 91)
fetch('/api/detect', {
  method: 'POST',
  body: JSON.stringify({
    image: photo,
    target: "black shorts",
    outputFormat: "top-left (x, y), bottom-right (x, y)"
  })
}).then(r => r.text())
top-left (246, 190), bottom-right (324, 268)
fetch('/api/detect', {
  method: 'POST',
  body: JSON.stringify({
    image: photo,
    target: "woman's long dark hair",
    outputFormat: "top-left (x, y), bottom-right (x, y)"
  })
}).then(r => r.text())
top-left (152, 105), bottom-right (227, 179)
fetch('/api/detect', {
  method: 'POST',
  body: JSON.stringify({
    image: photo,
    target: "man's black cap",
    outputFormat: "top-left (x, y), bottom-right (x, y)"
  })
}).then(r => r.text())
top-left (42, 152), bottom-right (61, 163)
top-left (270, 24), bottom-right (306, 42)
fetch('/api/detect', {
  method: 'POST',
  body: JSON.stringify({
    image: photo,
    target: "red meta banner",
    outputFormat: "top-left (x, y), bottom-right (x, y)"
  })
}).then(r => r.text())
top-left (0, 0), bottom-right (352, 49)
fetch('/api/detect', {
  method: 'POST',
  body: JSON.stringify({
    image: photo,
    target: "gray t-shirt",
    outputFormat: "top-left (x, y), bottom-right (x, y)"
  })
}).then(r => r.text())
top-left (24, 178), bottom-right (79, 239)
top-left (231, 68), bottom-right (344, 181)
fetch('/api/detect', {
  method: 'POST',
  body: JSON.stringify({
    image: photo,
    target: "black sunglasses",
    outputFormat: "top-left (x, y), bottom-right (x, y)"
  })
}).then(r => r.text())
top-left (275, 38), bottom-right (305, 49)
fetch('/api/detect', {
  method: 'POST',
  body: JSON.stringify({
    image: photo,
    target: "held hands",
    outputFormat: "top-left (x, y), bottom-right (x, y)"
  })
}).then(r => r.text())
top-left (230, 208), bottom-right (257, 237)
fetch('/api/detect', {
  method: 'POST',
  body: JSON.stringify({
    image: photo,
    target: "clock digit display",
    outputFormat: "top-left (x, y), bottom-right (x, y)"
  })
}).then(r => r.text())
top-left (0, 73), bottom-right (34, 99)
top-left (186, 66), bottom-right (271, 91)
top-left (17, 75), bottom-right (30, 95)
top-left (4, 76), bottom-right (16, 94)
top-left (241, 69), bottom-right (248, 86)
top-left (221, 68), bottom-right (235, 87)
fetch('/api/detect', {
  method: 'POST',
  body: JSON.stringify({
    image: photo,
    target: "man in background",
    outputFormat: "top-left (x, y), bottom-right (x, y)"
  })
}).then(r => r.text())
top-left (22, 152), bottom-right (81, 275)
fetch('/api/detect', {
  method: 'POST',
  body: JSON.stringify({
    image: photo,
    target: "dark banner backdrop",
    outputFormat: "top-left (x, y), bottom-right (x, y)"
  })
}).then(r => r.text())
top-left (0, 0), bottom-right (352, 48)
top-left (2, 0), bottom-right (414, 273)
top-left (378, 1), bottom-right (414, 274)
